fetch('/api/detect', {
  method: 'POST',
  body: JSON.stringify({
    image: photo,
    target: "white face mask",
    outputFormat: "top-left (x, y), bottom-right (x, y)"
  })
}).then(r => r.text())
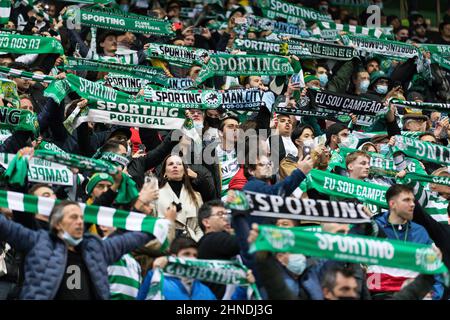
top-left (375, 85), bottom-right (388, 95)
top-left (359, 80), bottom-right (370, 93)
top-left (286, 254), bottom-right (307, 275)
top-left (62, 230), bottom-right (83, 246)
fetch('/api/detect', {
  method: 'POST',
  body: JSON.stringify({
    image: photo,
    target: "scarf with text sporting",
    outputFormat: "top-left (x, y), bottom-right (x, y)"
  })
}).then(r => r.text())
top-left (0, 65), bottom-right (56, 83)
top-left (331, 147), bottom-right (426, 178)
top-left (145, 43), bottom-right (210, 67)
top-left (301, 169), bottom-right (389, 208)
top-left (0, 189), bottom-right (170, 245)
top-left (393, 135), bottom-right (450, 166)
top-left (229, 190), bottom-right (371, 224)
top-left (0, 78), bottom-right (20, 108)
top-left (233, 37), bottom-right (357, 61)
top-left (44, 75), bottom-right (186, 131)
top-left (143, 87), bottom-right (265, 111)
top-left (259, 0), bottom-right (332, 23)
top-left (147, 258), bottom-right (261, 301)
top-left (419, 44), bottom-right (450, 71)
top-left (62, 57), bottom-right (168, 86)
top-left (0, 153), bottom-right (73, 186)
top-left (250, 225), bottom-right (448, 275)
top-left (0, 106), bottom-right (39, 138)
top-left (345, 35), bottom-right (419, 61)
top-left (390, 98), bottom-right (450, 113)
top-left (307, 89), bottom-right (388, 116)
top-left (245, 15), bottom-right (307, 37)
top-left (400, 172), bottom-right (450, 187)
top-left (66, 5), bottom-right (174, 36)
top-left (196, 53), bottom-right (294, 84)
top-left (0, 33), bottom-right (64, 55)
top-left (313, 21), bottom-right (391, 40)
top-left (165, 257), bottom-right (261, 300)
top-left (34, 149), bottom-right (118, 175)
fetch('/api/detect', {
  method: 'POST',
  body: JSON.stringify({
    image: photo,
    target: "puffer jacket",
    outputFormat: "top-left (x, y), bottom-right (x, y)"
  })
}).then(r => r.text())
top-left (0, 214), bottom-right (153, 300)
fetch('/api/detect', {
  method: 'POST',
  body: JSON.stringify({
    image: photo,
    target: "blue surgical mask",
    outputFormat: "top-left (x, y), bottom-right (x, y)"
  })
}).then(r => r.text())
top-left (359, 80), bottom-right (370, 93)
top-left (119, 4), bottom-right (130, 12)
top-left (318, 73), bottom-right (329, 87)
top-left (376, 85), bottom-right (388, 95)
top-left (62, 231), bottom-right (83, 246)
top-left (286, 254), bottom-right (307, 275)
top-left (379, 143), bottom-right (390, 155)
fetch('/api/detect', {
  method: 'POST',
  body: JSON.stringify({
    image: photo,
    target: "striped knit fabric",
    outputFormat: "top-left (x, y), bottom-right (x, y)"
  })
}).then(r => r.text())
top-left (314, 21), bottom-right (390, 39)
top-left (413, 183), bottom-right (449, 224)
top-left (108, 253), bottom-right (142, 300)
top-left (0, 0), bottom-right (11, 25)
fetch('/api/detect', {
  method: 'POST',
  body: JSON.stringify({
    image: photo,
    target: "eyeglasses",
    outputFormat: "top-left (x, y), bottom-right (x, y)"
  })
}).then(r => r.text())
top-left (257, 161), bottom-right (273, 167)
top-left (210, 210), bottom-right (231, 218)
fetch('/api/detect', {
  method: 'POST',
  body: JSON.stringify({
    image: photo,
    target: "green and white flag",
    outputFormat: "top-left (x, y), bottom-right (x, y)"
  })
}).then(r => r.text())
top-left (0, 0), bottom-right (11, 25)
top-left (250, 225), bottom-right (448, 275)
top-left (66, 5), bottom-right (174, 36)
top-left (0, 189), bottom-right (170, 245)
top-left (393, 135), bottom-right (450, 166)
top-left (0, 33), bottom-right (64, 55)
top-left (0, 153), bottom-right (73, 186)
top-left (301, 169), bottom-right (389, 208)
top-left (259, 0), bottom-right (332, 23)
top-left (346, 35), bottom-right (419, 61)
top-left (196, 53), bottom-right (294, 84)
top-left (145, 43), bottom-right (210, 67)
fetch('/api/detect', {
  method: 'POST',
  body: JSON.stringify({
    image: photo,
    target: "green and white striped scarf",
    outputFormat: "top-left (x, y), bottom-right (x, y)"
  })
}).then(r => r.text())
top-left (108, 253), bottom-right (141, 300)
top-left (313, 21), bottom-right (392, 40)
top-left (0, 189), bottom-right (171, 245)
top-left (413, 183), bottom-right (449, 224)
top-left (0, 65), bottom-right (56, 83)
top-left (0, 0), bottom-right (11, 25)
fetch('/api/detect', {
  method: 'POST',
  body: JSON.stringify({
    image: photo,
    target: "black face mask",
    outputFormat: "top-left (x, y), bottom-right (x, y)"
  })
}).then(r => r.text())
top-left (205, 115), bottom-right (220, 128)
top-left (399, 36), bottom-right (409, 42)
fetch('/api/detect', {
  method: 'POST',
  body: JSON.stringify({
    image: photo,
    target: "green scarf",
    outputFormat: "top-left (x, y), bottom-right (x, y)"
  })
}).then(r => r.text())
top-left (3, 152), bottom-right (28, 186)
top-left (393, 135), bottom-right (450, 166)
top-left (145, 43), bottom-right (210, 67)
top-left (345, 35), bottom-right (419, 61)
top-left (390, 98), bottom-right (450, 113)
top-left (0, 78), bottom-right (20, 108)
top-left (246, 14), bottom-right (307, 37)
top-left (0, 65), bottom-right (56, 83)
top-left (420, 44), bottom-right (450, 71)
top-left (35, 140), bottom-right (67, 154)
top-left (97, 151), bottom-right (129, 168)
top-left (62, 57), bottom-right (168, 86)
top-left (259, 0), bottom-right (332, 23)
top-left (0, 33), bottom-right (64, 55)
top-left (34, 149), bottom-right (117, 175)
top-left (65, 5), bottom-right (174, 36)
top-left (0, 106), bottom-right (39, 138)
top-left (301, 169), bottom-right (389, 208)
top-left (250, 225), bottom-right (448, 275)
top-left (400, 172), bottom-right (450, 187)
top-left (116, 173), bottom-right (139, 205)
top-left (0, 152), bottom-right (74, 186)
top-left (196, 53), bottom-right (294, 84)
top-left (288, 37), bottom-right (357, 61)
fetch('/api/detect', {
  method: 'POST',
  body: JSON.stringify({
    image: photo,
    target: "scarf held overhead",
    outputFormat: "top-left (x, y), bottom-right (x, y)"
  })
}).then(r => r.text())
top-left (250, 225), bottom-right (447, 275)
